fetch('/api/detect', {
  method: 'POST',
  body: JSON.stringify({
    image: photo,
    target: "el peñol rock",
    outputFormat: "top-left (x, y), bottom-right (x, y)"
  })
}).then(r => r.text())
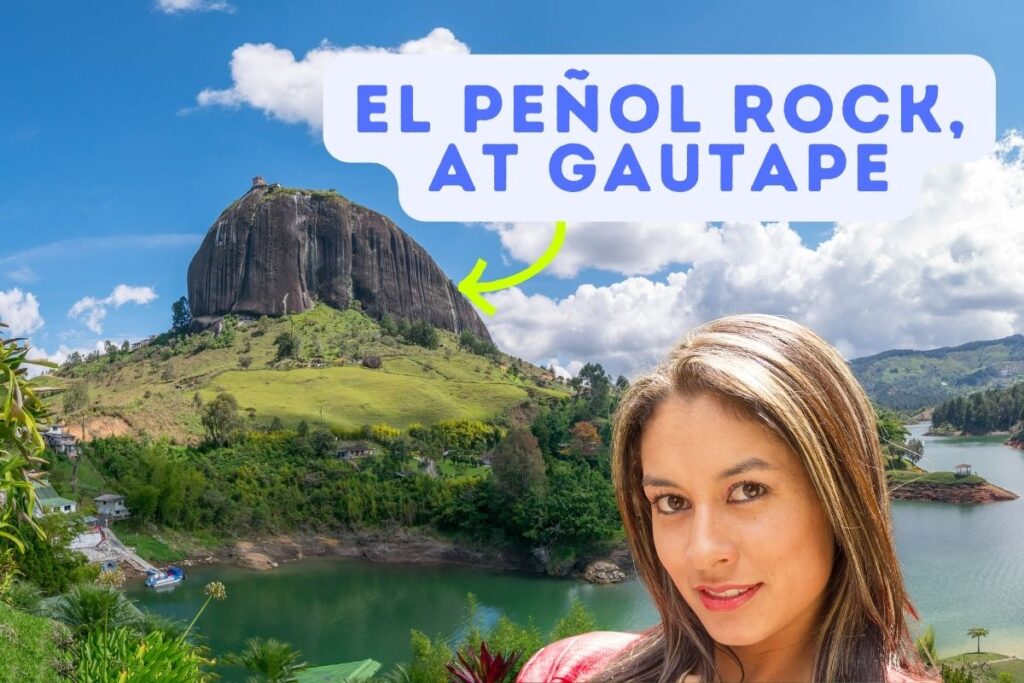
top-left (187, 178), bottom-right (491, 340)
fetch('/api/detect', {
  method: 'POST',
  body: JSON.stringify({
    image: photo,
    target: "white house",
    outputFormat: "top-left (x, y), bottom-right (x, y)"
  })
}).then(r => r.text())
top-left (94, 493), bottom-right (130, 522)
top-left (32, 481), bottom-right (77, 517)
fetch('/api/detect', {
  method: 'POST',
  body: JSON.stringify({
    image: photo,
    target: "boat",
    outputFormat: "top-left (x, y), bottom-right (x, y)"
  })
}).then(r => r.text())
top-left (145, 566), bottom-right (185, 588)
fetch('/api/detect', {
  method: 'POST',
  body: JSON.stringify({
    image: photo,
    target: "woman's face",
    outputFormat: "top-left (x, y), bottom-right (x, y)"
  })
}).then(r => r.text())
top-left (640, 391), bottom-right (835, 650)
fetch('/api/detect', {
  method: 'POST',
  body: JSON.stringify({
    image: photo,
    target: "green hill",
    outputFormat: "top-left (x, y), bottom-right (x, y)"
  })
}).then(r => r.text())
top-left (850, 334), bottom-right (1024, 412)
top-left (50, 304), bottom-right (567, 441)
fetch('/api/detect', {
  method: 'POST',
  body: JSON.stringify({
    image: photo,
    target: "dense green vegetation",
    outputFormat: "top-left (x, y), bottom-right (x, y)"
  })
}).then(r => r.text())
top-left (931, 382), bottom-right (1024, 436)
top-left (850, 334), bottom-right (1024, 412)
top-left (75, 399), bottom-right (622, 574)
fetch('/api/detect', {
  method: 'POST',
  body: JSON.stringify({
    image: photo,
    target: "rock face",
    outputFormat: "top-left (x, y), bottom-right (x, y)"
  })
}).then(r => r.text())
top-left (187, 182), bottom-right (491, 340)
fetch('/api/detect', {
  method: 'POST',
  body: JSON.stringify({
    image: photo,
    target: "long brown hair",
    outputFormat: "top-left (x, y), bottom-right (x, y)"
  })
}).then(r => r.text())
top-left (595, 314), bottom-right (933, 682)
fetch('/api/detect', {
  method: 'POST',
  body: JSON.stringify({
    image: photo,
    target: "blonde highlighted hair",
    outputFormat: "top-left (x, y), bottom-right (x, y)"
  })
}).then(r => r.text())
top-left (595, 314), bottom-right (933, 682)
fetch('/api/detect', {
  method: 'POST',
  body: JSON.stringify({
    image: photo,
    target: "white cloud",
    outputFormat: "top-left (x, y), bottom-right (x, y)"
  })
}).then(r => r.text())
top-left (483, 132), bottom-right (1024, 378)
top-left (69, 285), bottom-right (157, 334)
top-left (0, 288), bottom-right (44, 336)
top-left (155, 0), bottom-right (234, 13)
top-left (194, 28), bottom-right (469, 130)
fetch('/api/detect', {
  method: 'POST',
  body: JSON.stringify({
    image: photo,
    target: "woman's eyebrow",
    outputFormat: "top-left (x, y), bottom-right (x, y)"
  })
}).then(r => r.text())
top-left (641, 458), bottom-right (777, 488)
top-left (717, 457), bottom-right (777, 480)
top-left (638, 456), bottom-right (774, 489)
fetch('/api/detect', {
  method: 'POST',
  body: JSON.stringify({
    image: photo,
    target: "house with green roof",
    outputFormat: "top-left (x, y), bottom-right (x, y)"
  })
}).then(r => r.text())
top-left (295, 659), bottom-right (382, 682)
top-left (32, 481), bottom-right (76, 517)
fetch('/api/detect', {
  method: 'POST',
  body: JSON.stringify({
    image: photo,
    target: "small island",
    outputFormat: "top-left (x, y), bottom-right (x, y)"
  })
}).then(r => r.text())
top-left (878, 411), bottom-right (1019, 504)
top-left (886, 469), bottom-right (1018, 503)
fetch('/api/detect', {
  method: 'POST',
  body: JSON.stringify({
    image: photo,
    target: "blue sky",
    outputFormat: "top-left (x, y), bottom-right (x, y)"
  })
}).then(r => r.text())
top-left (3, 1), bottom-right (1023, 374)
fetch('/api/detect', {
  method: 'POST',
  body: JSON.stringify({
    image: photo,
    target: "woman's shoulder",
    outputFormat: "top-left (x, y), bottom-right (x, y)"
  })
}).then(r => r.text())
top-left (516, 631), bottom-right (643, 683)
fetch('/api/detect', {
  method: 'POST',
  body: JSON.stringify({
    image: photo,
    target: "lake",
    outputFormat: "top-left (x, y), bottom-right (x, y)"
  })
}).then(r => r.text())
top-left (127, 423), bottom-right (1024, 677)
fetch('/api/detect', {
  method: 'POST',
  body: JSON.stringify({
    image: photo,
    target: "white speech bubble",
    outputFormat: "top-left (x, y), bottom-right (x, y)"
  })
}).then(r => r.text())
top-left (323, 54), bottom-right (994, 222)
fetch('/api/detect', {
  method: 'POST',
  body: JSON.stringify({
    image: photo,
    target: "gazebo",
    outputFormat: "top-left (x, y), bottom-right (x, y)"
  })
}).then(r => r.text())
top-left (954, 463), bottom-right (972, 476)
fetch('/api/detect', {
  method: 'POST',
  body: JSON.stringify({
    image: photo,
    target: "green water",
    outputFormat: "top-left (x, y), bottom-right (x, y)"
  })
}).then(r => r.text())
top-left (128, 424), bottom-right (1024, 675)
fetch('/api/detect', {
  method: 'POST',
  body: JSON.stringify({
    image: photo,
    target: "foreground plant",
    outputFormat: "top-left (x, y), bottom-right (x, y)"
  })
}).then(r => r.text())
top-left (224, 637), bottom-right (309, 683)
top-left (0, 321), bottom-right (56, 553)
top-left (75, 628), bottom-right (215, 683)
top-left (445, 641), bottom-right (522, 683)
top-left (55, 584), bottom-right (136, 637)
top-left (73, 581), bottom-right (227, 682)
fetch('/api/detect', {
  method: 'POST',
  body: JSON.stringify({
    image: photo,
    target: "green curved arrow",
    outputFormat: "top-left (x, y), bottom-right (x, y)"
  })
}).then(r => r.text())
top-left (459, 220), bottom-right (566, 316)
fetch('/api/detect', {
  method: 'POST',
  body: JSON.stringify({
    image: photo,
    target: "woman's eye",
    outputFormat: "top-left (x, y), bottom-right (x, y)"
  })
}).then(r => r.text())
top-left (729, 482), bottom-right (767, 503)
top-left (653, 495), bottom-right (689, 514)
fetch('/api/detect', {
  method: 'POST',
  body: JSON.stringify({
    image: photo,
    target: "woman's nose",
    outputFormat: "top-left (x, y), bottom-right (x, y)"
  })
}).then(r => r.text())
top-left (685, 505), bottom-right (739, 570)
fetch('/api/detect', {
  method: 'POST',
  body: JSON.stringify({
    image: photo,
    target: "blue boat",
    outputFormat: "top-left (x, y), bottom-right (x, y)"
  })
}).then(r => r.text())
top-left (145, 566), bottom-right (185, 588)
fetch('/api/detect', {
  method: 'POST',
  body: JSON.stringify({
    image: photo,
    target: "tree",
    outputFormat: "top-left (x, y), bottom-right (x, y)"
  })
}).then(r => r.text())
top-left (574, 363), bottom-right (613, 418)
top-left (12, 515), bottom-right (88, 594)
top-left (171, 296), bottom-right (192, 333)
top-left (274, 331), bottom-right (300, 360)
top-left (875, 408), bottom-right (908, 444)
top-left (380, 314), bottom-right (398, 337)
top-left (905, 438), bottom-right (924, 465)
top-left (569, 421), bottom-right (603, 460)
top-left (201, 393), bottom-right (242, 446)
top-left (402, 320), bottom-right (440, 349)
top-left (490, 428), bottom-right (546, 499)
top-left (967, 627), bottom-right (990, 654)
top-left (62, 380), bottom-right (90, 416)
top-left (307, 429), bottom-right (337, 458)
top-left (224, 638), bottom-right (308, 683)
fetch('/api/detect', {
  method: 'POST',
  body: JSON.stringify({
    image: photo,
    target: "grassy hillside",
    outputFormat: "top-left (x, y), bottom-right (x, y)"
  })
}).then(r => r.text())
top-left (850, 334), bottom-right (1024, 412)
top-left (0, 601), bottom-right (71, 682)
top-left (50, 304), bottom-right (567, 441)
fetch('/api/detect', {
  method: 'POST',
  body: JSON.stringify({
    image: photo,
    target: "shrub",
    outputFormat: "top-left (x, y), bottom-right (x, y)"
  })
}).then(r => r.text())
top-left (274, 332), bottom-right (300, 360)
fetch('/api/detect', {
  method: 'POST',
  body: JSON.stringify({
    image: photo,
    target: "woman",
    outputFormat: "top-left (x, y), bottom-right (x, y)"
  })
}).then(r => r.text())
top-left (517, 314), bottom-right (938, 682)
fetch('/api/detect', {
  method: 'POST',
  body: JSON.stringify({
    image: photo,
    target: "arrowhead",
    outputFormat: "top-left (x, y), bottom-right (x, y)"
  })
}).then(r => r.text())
top-left (458, 258), bottom-right (496, 316)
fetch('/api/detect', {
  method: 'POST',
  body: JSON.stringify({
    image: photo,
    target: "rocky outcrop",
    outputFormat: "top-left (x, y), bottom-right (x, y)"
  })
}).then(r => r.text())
top-left (582, 561), bottom-right (627, 584)
top-left (888, 481), bottom-right (1018, 503)
top-left (212, 531), bottom-right (534, 573)
top-left (187, 182), bottom-right (491, 340)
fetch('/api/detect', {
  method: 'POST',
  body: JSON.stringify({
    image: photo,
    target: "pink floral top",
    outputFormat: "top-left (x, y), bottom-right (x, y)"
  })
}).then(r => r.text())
top-left (516, 631), bottom-right (940, 683)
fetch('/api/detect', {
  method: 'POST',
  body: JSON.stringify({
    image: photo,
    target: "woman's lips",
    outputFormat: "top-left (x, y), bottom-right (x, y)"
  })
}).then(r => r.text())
top-left (696, 583), bottom-right (763, 612)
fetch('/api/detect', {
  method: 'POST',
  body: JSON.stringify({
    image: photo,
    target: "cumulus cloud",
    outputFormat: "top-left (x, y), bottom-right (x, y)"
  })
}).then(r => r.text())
top-left (194, 28), bottom-right (469, 130)
top-left (0, 288), bottom-right (44, 336)
top-left (69, 285), bottom-right (157, 334)
top-left (155, 0), bottom-right (234, 13)
top-left (484, 132), bottom-right (1024, 377)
